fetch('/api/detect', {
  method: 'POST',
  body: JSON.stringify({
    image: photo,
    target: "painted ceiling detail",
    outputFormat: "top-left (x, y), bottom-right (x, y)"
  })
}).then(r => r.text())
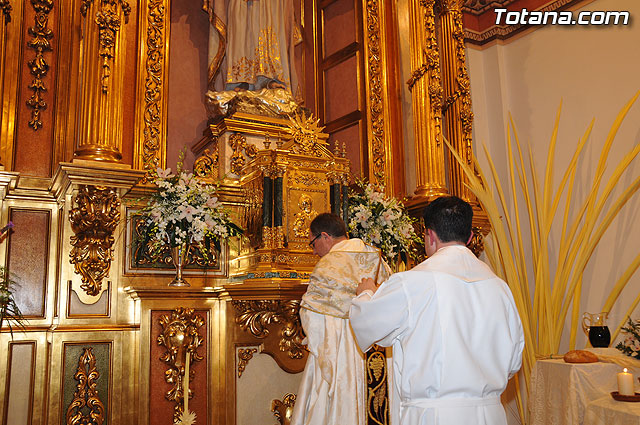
top-left (462, 0), bottom-right (585, 45)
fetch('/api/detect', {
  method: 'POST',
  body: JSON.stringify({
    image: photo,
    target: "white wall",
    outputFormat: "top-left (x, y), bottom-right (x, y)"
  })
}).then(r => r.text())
top-left (467, 0), bottom-right (640, 354)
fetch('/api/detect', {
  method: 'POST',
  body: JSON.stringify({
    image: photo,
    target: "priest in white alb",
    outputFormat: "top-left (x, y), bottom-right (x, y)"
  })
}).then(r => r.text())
top-left (290, 213), bottom-right (390, 425)
top-left (350, 196), bottom-right (524, 425)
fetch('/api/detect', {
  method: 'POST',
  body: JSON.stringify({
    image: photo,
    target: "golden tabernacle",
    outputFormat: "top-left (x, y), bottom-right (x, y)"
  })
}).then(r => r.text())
top-left (0, 0), bottom-right (639, 425)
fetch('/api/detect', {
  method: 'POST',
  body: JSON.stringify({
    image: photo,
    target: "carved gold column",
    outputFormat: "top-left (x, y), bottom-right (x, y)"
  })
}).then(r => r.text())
top-left (75, 0), bottom-right (131, 162)
top-left (407, 0), bottom-right (447, 199)
top-left (438, 0), bottom-right (474, 202)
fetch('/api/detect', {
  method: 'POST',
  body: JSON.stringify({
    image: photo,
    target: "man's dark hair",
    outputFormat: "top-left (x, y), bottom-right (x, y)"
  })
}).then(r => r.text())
top-left (309, 213), bottom-right (347, 238)
top-left (422, 196), bottom-right (473, 243)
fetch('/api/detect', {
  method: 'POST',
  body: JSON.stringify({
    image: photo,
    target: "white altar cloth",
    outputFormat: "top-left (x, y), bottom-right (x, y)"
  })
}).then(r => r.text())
top-left (585, 394), bottom-right (640, 425)
top-left (529, 357), bottom-right (621, 425)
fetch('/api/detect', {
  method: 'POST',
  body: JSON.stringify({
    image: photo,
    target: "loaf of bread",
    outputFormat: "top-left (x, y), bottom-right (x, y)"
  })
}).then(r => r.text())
top-left (563, 350), bottom-right (598, 363)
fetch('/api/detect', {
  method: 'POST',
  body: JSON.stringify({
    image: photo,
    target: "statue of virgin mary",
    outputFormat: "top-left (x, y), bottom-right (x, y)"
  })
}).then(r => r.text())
top-left (203, 0), bottom-right (302, 117)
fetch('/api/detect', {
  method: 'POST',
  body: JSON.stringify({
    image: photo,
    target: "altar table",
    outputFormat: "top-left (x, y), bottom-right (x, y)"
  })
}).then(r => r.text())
top-left (584, 394), bottom-right (640, 425)
top-left (529, 356), bottom-right (627, 425)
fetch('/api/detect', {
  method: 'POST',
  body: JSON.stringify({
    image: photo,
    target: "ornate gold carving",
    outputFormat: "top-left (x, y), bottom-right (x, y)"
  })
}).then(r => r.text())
top-left (25, 0), bottom-right (53, 130)
top-left (262, 226), bottom-right (285, 249)
top-left (366, 346), bottom-right (389, 425)
top-left (0, 1), bottom-right (11, 23)
top-left (65, 347), bottom-right (106, 425)
top-left (69, 185), bottom-right (120, 297)
top-left (194, 148), bottom-right (219, 179)
top-left (232, 300), bottom-right (306, 359)
top-left (438, 0), bottom-right (475, 202)
top-left (237, 347), bottom-right (258, 377)
top-left (246, 143), bottom-right (258, 159)
top-left (292, 195), bottom-right (316, 238)
top-left (408, 0), bottom-right (447, 198)
top-left (229, 133), bottom-right (246, 174)
top-left (157, 308), bottom-right (205, 423)
top-left (364, 0), bottom-right (387, 187)
top-left (136, 0), bottom-right (168, 176)
top-left (81, 0), bottom-right (131, 93)
top-left (272, 393), bottom-right (297, 425)
top-left (291, 174), bottom-right (322, 187)
top-left (286, 113), bottom-right (328, 157)
top-left (468, 226), bottom-right (484, 257)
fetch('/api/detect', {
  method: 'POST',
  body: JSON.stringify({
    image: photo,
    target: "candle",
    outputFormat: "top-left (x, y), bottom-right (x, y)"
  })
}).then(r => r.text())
top-left (184, 351), bottom-right (190, 412)
top-left (617, 368), bottom-right (634, 396)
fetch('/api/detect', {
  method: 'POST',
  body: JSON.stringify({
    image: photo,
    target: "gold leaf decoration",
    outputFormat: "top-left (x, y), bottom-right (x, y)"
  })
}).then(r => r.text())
top-left (69, 185), bottom-right (120, 297)
top-left (271, 393), bottom-right (297, 425)
top-left (232, 300), bottom-right (306, 359)
top-left (237, 347), bottom-right (258, 377)
top-left (65, 347), bottom-right (106, 425)
top-left (157, 307), bottom-right (205, 424)
top-left (26, 0), bottom-right (53, 130)
top-left (81, 0), bottom-right (131, 93)
top-left (194, 148), bottom-right (219, 179)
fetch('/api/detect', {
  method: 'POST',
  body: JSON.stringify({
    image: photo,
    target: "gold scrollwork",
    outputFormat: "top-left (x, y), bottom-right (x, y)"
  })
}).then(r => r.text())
top-left (271, 393), bottom-right (297, 425)
top-left (228, 133), bottom-right (257, 175)
top-left (364, 0), bottom-right (386, 187)
top-left (140, 0), bottom-right (166, 176)
top-left (366, 346), bottom-right (389, 425)
top-left (232, 300), bottom-right (306, 359)
top-left (65, 347), bottom-right (106, 425)
top-left (237, 347), bottom-right (258, 377)
top-left (157, 307), bottom-right (205, 424)
top-left (25, 0), bottom-right (53, 131)
top-left (291, 174), bottom-right (322, 187)
top-left (468, 226), bottom-right (484, 257)
top-left (262, 226), bottom-right (285, 250)
top-left (0, 1), bottom-right (11, 23)
top-left (229, 133), bottom-right (247, 175)
top-left (194, 148), bottom-right (219, 179)
top-left (81, 0), bottom-right (131, 93)
top-left (69, 185), bottom-right (121, 297)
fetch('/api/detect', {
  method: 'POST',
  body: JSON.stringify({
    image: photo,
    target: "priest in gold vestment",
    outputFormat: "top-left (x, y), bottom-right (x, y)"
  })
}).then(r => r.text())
top-left (291, 213), bottom-right (391, 425)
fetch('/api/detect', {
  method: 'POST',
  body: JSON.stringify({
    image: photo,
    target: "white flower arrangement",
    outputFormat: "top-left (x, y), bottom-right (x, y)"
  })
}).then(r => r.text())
top-left (616, 317), bottom-right (640, 359)
top-left (347, 180), bottom-right (421, 263)
top-left (136, 160), bottom-right (242, 260)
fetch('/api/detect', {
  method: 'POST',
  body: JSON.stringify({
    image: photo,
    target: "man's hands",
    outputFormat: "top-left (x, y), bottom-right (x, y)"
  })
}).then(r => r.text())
top-left (356, 277), bottom-right (378, 296)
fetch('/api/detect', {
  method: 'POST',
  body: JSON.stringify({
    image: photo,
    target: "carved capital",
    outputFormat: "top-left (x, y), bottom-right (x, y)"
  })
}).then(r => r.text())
top-left (81, 0), bottom-right (131, 93)
top-left (69, 185), bottom-right (120, 297)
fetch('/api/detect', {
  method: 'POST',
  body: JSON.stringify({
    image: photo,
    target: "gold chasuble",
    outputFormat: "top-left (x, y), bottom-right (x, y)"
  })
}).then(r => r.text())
top-left (292, 239), bottom-right (391, 425)
top-left (301, 239), bottom-right (391, 318)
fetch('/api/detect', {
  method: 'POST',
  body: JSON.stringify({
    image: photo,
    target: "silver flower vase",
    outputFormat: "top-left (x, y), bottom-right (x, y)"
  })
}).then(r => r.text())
top-left (169, 243), bottom-right (190, 287)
